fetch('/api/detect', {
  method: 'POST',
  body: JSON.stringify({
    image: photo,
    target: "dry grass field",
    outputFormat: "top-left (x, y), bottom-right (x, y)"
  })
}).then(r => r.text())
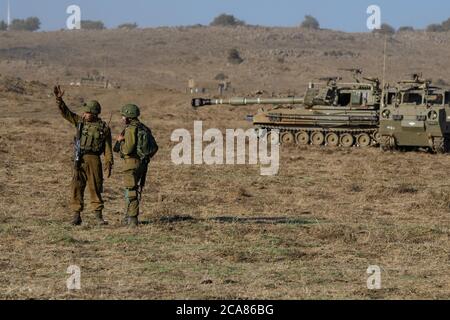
top-left (0, 27), bottom-right (449, 299)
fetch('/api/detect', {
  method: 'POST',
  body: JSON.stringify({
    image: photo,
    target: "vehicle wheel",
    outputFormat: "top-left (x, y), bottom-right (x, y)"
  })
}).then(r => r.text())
top-left (357, 133), bottom-right (371, 147)
top-left (281, 132), bottom-right (295, 145)
top-left (295, 131), bottom-right (309, 145)
top-left (311, 131), bottom-right (325, 146)
top-left (340, 133), bottom-right (354, 148)
top-left (325, 133), bottom-right (339, 147)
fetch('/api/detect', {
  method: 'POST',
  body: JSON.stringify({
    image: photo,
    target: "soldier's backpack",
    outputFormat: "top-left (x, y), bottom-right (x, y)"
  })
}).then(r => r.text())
top-left (135, 123), bottom-right (158, 161)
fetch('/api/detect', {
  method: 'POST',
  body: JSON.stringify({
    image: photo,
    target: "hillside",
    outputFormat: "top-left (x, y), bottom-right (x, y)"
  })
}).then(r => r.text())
top-left (0, 27), bottom-right (449, 94)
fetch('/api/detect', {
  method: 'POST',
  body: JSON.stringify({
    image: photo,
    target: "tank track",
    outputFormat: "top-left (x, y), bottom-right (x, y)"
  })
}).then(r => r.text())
top-left (258, 125), bottom-right (380, 148)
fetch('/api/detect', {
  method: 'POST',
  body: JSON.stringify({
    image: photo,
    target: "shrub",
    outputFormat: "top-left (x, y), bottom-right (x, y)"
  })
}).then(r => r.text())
top-left (81, 20), bottom-right (106, 30)
top-left (436, 79), bottom-right (449, 86)
top-left (118, 23), bottom-right (138, 30)
top-left (210, 14), bottom-right (245, 27)
top-left (227, 48), bottom-right (244, 65)
top-left (0, 20), bottom-right (7, 31)
top-left (214, 72), bottom-right (228, 80)
top-left (425, 18), bottom-right (450, 32)
top-left (373, 23), bottom-right (396, 35)
top-left (300, 15), bottom-right (320, 30)
top-left (398, 26), bottom-right (414, 32)
top-left (10, 17), bottom-right (41, 31)
top-left (426, 23), bottom-right (445, 32)
top-left (441, 18), bottom-right (450, 31)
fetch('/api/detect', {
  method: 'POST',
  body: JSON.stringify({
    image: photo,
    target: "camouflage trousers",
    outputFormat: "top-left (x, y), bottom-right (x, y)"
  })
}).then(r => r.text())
top-left (71, 154), bottom-right (104, 213)
top-left (123, 157), bottom-right (145, 217)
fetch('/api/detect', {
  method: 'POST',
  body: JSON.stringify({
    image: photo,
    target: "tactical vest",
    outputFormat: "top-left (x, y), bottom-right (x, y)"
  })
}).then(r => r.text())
top-left (79, 120), bottom-right (107, 155)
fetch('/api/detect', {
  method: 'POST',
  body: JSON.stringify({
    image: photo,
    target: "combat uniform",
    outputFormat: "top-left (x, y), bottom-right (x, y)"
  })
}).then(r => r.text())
top-left (57, 98), bottom-right (113, 225)
top-left (115, 104), bottom-right (151, 227)
top-left (119, 119), bottom-right (146, 221)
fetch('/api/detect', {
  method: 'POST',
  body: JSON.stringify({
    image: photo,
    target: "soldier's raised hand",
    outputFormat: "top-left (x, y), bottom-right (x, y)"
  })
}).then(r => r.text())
top-left (54, 85), bottom-right (65, 99)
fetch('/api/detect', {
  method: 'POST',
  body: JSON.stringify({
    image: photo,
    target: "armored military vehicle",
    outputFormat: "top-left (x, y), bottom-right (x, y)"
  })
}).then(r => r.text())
top-left (192, 70), bottom-right (382, 148)
top-left (379, 74), bottom-right (450, 153)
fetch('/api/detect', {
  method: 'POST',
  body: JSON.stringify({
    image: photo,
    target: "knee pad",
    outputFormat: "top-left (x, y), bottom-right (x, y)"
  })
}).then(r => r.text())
top-left (125, 188), bottom-right (138, 203)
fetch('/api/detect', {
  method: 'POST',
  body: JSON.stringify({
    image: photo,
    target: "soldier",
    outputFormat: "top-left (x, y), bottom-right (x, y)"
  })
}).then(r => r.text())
top-left (114, 104), bottom-right (157, 228)
top-left (54, 86), bottom-right (113, 226)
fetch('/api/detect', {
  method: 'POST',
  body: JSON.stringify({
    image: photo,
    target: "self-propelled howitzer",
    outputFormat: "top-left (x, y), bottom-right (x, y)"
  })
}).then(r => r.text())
top-left (192, 77), bottom-right (381, 147)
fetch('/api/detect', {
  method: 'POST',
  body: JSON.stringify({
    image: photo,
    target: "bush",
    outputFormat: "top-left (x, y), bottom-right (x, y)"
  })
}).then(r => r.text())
top-left (426, 23), bottom-right (445, 32)
top-left (227, 48), bottom-right (243, 65)
top-left (0, 20), bottom-right (7, 31)
top-left (210, 14), bottom-right (245, 27)
top-left (214, 72), bottom-right (228, 80)
top-left (398, 26), bottom-right (414, 32)
top-left (436, 78), bottom-right (449, 86)
top-left (441, 18), bottom-right (450, 31)
top-left (373, 23), bottom-right (396, 35)
top-left (81, 20), bottom-right (106, 30)
top-left (10, 17), bottom-right (41, 31)
top-left (300, 15), bottom-right (320, 30)
top-left (118, 23), bottom-right (138, 29)
top-left (425, 17), bottom-right (450, 32)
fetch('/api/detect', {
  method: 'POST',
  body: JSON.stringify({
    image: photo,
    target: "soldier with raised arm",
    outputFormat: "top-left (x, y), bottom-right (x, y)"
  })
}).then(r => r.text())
top-left (54, 85), bottom-right (113, 226)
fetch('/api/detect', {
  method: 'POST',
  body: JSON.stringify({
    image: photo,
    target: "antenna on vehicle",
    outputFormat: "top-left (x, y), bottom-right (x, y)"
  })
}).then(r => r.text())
top-left (381, 36), bottom-right (388, 107)
top-left (382, 36), bottom-right (387, 90)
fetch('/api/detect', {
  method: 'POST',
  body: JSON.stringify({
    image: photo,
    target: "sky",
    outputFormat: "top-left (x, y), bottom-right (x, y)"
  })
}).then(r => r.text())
top-left (0, 0), bottom-right (449, 32)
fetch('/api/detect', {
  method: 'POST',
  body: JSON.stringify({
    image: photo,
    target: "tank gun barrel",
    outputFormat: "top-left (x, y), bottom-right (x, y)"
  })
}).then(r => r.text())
top-left (192, 97), bottom-right (304, 108)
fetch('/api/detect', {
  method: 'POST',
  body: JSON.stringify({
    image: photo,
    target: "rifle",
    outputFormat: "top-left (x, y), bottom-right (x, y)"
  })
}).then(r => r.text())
top-left (138, 158), bottom-right (150, 201)
top-left (74, 122), bottom-right (83, 169)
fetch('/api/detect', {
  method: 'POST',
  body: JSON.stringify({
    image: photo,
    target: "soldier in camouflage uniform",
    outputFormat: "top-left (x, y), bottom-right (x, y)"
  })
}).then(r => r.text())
top-left (114, 104), bottom-right (147, 228)
top-left (54, 86), bottom-right (113, 226)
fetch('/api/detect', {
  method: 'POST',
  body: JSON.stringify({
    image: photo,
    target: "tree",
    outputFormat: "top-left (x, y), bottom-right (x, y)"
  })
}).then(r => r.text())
top-left (300, 15), bottom-right (320, 30)
top-left (373, 23), bottom-right (396, 35)
top-left (398, 26), bottom-right (414, 32)
top-left (441, 18), bottom-right (450, 31)
top-left (210, 14), bottom-right (245, 27)
top-left (118, 23), bottom-right (138, 29)
top-left (426, 23), bottom-right (444, 32)
top-left (227, 48), bottom-right (243, 65)
top-left (81, 20), bottom-right (106, 30)
top-left (0, 20), bottom-right (7, 31)
top-left (10, 17), bottom-right (41, 31)
top-left (214, 72), bottom-right (228, 80)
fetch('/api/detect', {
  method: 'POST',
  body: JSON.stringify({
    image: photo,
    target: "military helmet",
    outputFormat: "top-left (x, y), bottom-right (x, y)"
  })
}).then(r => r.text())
top-left (121, 104), bottom-right (141, 118)
top-left (82, 100), bottom-right (102, 115)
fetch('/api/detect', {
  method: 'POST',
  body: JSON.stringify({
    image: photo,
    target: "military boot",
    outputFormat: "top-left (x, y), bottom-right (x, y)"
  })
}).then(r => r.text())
top-left (122, 215), bottom-right (130, 226)
top-left (95, 211), bottom-right (108, 226)
top-left (71, 212), bottom-right (82, 226)
top-left (128, 216), bottom-right (139, 228)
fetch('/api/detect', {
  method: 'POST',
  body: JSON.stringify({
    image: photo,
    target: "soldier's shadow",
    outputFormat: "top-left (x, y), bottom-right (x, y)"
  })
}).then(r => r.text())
top-left (140, 214), bottom-right (316, 225)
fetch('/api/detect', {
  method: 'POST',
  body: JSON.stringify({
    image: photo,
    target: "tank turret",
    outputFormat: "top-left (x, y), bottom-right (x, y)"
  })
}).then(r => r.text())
top-left (192, 71), bottom-right (382, 148)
